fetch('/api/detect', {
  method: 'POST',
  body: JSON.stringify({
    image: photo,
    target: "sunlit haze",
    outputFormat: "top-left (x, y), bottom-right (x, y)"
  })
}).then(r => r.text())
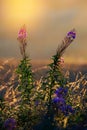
top-left (0, 0), bottom-right (87, 64)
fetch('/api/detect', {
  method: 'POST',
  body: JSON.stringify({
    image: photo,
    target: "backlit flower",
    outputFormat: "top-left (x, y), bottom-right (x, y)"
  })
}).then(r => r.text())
top-left (18, 25), bottom-right (27, 40)
top-left (17, 25), bottom-right (27, 58)
top-left (67, 29), bottom-right (76, 39)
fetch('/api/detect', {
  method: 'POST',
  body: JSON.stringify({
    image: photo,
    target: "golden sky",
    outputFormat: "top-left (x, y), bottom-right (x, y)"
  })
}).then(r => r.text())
top-left (0, 0), bottom-right (87, 63)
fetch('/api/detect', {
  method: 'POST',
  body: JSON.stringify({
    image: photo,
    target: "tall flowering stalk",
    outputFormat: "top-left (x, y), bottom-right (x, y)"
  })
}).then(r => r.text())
top-left (44, 29), bottom-right (76, 106)
top-left (16, 25), bottom-right (34, 129)
top-left (17, 25), bottom-right (27, 59)
top-left (49, 29), bottom-right (76, 102)
top-left (37, 29), bottom-right (76, 129)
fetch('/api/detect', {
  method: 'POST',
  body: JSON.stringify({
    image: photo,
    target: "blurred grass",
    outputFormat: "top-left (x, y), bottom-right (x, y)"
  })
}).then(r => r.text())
top-left (0, 58), bottom-right (87, 108)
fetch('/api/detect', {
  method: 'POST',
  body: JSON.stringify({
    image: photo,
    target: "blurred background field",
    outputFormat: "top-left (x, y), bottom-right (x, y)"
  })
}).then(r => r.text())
top-left (0, 58), bottom-right (87, 82)
top-left (0, 58), bottom-right (87, 98)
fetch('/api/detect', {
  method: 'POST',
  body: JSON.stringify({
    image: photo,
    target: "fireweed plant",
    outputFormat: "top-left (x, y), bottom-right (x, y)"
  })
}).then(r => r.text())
top-left (16, 25), bottom-right (34, 129)
top-left (33, 29), bottom-right (76, 130)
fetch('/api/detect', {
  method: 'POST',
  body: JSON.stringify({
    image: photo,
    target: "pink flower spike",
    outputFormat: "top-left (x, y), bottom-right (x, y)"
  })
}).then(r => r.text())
top-left (18, 25), bottom-right (27, 40)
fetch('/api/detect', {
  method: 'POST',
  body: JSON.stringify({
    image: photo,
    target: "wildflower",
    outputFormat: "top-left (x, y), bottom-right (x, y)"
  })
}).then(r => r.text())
top-left (17, 25), bottom-right (27, 58)
top-left (55, 87), bottom-right (63, 95)
top-left (55, 87), bottom-right (68, 97)
top-left (53, 87), bottom-right (75, 116)
top-left (53, 97), bottom-right (66, 106)
top-left (4, 118), bottom-right (16, 130)
top-left (52, 97), bottom-right (60, 103)
top-left (67, 29), bottom-right (76, 39)
top-left (17, 25), bottom-right (27, 40)
top-left (56, 29), bottom-right (76, 57)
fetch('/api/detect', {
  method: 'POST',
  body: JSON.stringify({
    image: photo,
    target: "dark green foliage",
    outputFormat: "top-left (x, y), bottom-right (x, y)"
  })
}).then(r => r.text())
top-left (16, 56), bottom-right (34, 129)
top-left (16, 56), bottom-right (33, 104)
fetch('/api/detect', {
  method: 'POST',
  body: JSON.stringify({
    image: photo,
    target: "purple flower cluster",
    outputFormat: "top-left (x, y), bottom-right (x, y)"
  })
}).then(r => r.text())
top-left (55, 87), bottom-right (68, 98)
top-left (67, 29), bottom-right (76, 39)
top-left (52, 87), bottom-right (75, 116)
top-left (4, 118), bottom-right (16, 130)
